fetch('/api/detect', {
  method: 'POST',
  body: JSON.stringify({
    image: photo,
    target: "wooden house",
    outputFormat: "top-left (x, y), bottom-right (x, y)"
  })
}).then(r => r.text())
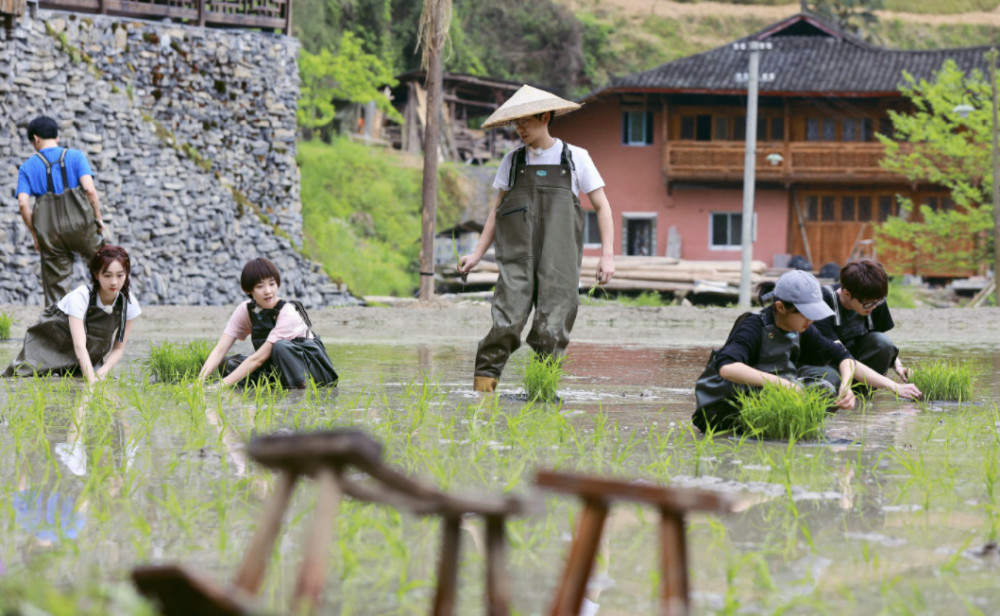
top-left (552, 12), bottom-right (993, 272)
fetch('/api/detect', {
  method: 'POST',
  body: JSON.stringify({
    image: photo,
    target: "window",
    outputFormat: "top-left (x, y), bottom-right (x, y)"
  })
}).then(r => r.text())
top-left (877, 196), bottom-right (895, 222)
top-left (842, 118), bottom-right (859, 142)
top-left (858, 196), bottom-right (872, 220)
top-left (841, 196), bottom-right (856, 221)
top-left (623, 214), bottom-right (657, 256)
top-left (622, 111), bottom-right (653, 146)
top-left (583, 211), bottom-right (601, 246)
top-left (710, 212), bottom-right (742, 249)
top-left (806, 118), bottom-right (820, 141)
top-left (821, 196), bottom-right (836, 221)
top-left (770, 117), bottom-right (785, 141)
top-left (714, 116), bottom-right (729, 141)
top-left (679, 114), bottom-right (712, 141)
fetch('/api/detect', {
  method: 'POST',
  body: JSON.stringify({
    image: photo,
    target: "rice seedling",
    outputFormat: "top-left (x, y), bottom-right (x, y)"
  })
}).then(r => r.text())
top-left (143, 339), bottom-right (213, 383)
top-left (0, 310), bottom-right (14, 339)
top-left (909, 359), bottom-right (975, 401)
top-left (735, 382), bottom-right (834, 441)
top-left (521, 351), bottom-right (564, 403)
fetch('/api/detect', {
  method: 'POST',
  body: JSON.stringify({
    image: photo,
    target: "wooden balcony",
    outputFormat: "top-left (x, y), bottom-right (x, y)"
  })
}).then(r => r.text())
top-left (664, 141), bottom-right (905, 184)
top-left (38, 0), bottom-right (290, 34)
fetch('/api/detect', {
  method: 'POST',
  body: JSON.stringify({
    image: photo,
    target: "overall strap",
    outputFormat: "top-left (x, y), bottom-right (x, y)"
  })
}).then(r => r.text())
top-left (57, 148), bottom-right (70, 191)
top-left (824, 285), bottom-right (843, 327)
top-left (559, 142), bottom-right (576, 172)
top-left (114, 292), bottom-right (128, 344)
top-left (84, 286), bottom-right (97, 337)
top-left (507, 146), bottom-right (526, 189)
top-left (34, 152), bottom-right (56, 194)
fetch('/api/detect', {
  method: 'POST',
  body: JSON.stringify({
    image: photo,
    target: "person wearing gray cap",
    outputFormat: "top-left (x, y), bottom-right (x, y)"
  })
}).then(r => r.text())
top-left (693, 270), bottom-right (922, 433)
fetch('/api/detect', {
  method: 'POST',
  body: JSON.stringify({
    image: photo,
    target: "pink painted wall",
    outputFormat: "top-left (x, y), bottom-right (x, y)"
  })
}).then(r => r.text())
top-left (554, 96), bottom-right (789, 266)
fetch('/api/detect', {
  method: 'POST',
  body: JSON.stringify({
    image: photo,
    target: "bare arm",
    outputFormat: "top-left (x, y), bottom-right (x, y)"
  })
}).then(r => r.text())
top-left (94, 319), bottom-right (134, 380)
top-left (68, 316), bottom-right (97, 386)
top-left (220, 341), bottom-right (274, 387)
top-left (79, 175), bottom-right (104, 235)
top-left (586, 187), bottom-right (616, 284)
top-left (17, 193), bottom-right (38, 251)
top-left (719, 362), bottom-right (798, 389)
top-left (457, 189), bottom-right (505, 273)
top-left (198, 334), bottom-right (238, 381)
top-left (851, 359), bottom-right (921, 399)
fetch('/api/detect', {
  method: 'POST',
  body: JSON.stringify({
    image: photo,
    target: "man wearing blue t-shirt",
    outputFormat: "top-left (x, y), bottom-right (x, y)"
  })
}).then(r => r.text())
top-left (17, 116), bottom-right (106, 305)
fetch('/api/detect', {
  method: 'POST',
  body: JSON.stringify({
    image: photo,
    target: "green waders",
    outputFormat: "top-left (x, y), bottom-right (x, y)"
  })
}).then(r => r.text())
top-left (32, 149), bottom-right (105, 306)
top-left (474, 144), bottom-right (584, 383)
top-left (692, 311), bottom-right (841, 433)
top-left (3, 288), bottom-right (127, 377)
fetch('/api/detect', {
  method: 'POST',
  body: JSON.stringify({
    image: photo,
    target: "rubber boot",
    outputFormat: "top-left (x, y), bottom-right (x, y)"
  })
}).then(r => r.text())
top-left (473, 375), bottom-right (498, 393)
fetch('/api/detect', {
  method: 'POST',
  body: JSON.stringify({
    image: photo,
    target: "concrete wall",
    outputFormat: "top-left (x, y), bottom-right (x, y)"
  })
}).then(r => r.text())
top-left (0, 9), bottom-right (355, 306)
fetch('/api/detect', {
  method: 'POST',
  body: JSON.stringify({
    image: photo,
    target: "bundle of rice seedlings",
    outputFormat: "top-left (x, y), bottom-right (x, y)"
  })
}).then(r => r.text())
top-left (523, 352), bottom-right (565, 403)
top-left (0, 311), bottom-right (13, 340)
top-left (735, 381), bottom-right (834, 441)
top-left (909, 359), bottom-right (974, 402)
top-left (145, 339), bottom-right (213, 383)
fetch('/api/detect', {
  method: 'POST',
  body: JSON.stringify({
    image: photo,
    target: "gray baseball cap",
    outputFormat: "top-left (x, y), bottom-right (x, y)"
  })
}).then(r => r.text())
top-left (765, 270), bottom-right (834, 321)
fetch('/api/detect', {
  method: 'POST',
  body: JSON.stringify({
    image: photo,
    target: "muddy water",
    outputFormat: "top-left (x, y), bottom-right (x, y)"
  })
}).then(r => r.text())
top-left (1, 333), bottom-right (999, 614)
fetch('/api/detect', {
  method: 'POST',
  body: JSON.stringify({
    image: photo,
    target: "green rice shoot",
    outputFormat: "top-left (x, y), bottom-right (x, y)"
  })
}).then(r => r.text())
top-left (0, 311), bottom-right (13, 339)
top-left (145, 339), bottom-right (213, 382)
top-left (909, 359), bottom-right (975, 401)
top-left (735, 381), bottom-right (834, 441)
top-left (522, 352), bottom-right (565, 403)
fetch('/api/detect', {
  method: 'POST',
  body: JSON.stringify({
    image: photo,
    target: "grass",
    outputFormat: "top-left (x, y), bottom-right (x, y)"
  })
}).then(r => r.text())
top-left (735, 381), bottom-right (834, 441)
top-left (616, 291), bottom-right (675, 307)
top-left (0, 311), bottom-right (14, 339)
top-left (887, 277), bottom-right (917, 308)
top-left (909, 359), bottom-right (975, 401)
top-left (144, 340), bottom-right (213, 382)
top-left (521, 352), bottom-right (565, 403)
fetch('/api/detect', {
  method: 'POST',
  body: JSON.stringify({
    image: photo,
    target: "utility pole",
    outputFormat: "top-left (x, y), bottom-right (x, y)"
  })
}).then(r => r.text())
top-left (989, 48), bottom-right (1000, 306)
top-left (734, 41), bottom-right (774, 308)
top-left (417, 0), bottom-right (451, 301)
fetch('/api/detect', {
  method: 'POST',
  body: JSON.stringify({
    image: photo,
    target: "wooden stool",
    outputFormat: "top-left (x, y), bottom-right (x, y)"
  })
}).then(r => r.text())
top-left (133, 429), bottom-right (531, 616)
top-left (536, 470), bottom-right (738, 616)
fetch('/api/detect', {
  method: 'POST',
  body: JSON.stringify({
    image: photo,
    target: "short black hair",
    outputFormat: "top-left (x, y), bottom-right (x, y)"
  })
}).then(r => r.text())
top-left (840, 260), bottom-right (888, 301)
top-left (27, 116), bottom-right (59, 142)
top-left (240, 257), bottom-right (282, 294)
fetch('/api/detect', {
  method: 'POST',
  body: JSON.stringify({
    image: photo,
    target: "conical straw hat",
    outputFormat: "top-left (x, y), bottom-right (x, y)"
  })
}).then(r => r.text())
top-left (481, 84), bottom-right (582, 129)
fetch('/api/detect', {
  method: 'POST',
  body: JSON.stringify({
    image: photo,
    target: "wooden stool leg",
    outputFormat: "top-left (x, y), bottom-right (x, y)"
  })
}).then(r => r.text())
top-left (292, 466), bottom-right (343, 614)
top-left (233, 469), bottom-right (298, 595)
top-left (432, 514), bottom-right (463, 616)
top-left (485, 515), bottom-right (510, 616)
top-left (549, 499), bottom-right (609, 616)
top-left (658, 510), bottom-right (689, 616)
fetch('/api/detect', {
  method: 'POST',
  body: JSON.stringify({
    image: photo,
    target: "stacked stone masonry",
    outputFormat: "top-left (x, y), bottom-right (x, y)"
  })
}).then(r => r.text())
top-left (0, 9), bottom-right (357, 307)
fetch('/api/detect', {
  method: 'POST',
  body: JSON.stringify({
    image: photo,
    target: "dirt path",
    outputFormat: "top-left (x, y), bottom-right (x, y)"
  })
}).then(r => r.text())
top-left (4, 302), bottom-right (999, 349)
top-left (561, 0), bottom-right (1000, 28)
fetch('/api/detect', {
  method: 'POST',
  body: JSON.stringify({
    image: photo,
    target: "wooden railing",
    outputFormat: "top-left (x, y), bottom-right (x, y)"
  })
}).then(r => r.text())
top-left (665, 141), bottom-right (904, 184)
top-left (38, 0), bottom-right (290, 34)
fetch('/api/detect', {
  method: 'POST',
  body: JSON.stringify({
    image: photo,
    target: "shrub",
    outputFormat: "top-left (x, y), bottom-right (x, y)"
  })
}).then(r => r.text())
top-left (735, 382), bottom-right (834, 441)
top-left (523, 352), bottom-right (565, 403)
top-left (145, 340), bottom-right (213, 383)
top-left (0, 311), bottom-right (13, 340)
top-left (909, 359), bottom-right (974, 401)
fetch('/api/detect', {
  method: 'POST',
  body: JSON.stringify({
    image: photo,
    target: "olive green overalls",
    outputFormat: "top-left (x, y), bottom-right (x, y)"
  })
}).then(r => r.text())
top-left (3, 288), bottom-right (127, 377)
top-left (32, 149), bottom-right (105, 306)
top-left (474, 144), bottom-right (584, 384)
top-left (692, 311), bottom-right (841, 433)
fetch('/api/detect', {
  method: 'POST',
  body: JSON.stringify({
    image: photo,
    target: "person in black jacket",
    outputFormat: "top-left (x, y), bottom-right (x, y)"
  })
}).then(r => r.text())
top-left (693, 270), bottom-right (921, 433)
top-left (813, 260), bottom-right (908, 382)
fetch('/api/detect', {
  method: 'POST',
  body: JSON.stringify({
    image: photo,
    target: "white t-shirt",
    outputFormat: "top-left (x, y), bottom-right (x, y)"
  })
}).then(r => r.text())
top-left (57, 285), bottom-right (142, 321)
top-left (492, 139), bottom-right (604, 196)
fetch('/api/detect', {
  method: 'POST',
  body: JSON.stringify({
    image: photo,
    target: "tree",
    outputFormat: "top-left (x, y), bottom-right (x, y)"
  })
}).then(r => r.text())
top-left (297, 32), bottom-right (403, 134)
top-left (877, 59), bottom-right (997, 276)
top-left (808, 0), bottom-right (884, 43)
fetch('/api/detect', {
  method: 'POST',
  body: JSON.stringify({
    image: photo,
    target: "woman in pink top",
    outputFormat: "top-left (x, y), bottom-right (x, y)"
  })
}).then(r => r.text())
top-left (197, 258), bottom-right (338, 389)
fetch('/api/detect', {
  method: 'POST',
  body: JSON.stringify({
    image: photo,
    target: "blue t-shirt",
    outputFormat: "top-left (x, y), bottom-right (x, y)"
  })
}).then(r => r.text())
top-left (16, 147), bottom-right (94, 197)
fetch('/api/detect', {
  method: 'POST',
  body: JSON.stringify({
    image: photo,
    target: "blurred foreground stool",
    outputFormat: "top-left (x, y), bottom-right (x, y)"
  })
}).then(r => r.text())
top-left (133, 429), bottom-right (532, 616)
top-left (536, 470), bottom-right (738, 616)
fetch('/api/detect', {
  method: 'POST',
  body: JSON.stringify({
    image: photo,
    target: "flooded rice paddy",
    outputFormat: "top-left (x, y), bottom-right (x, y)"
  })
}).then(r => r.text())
top-left (1, 318), bottom-right (1000, 615)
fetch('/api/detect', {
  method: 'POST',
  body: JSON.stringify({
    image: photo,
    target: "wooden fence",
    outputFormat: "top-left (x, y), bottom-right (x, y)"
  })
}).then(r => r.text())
top-left (38, 0), bottom-right (290, 34)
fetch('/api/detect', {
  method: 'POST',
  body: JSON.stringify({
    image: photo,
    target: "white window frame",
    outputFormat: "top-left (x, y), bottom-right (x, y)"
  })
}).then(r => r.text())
top-left (709, 211), bottom-right (746, 250)
top-left (622, 212), bottom-right (657, 256)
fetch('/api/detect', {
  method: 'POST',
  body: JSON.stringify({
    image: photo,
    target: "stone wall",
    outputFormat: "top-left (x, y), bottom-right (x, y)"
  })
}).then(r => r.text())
top-left (0, 9), bottom-right (357, 307)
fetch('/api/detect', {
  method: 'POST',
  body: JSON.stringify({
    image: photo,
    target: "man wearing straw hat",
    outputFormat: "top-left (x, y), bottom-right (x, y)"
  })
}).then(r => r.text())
top-left (458, 85), bottom-right (616, 393)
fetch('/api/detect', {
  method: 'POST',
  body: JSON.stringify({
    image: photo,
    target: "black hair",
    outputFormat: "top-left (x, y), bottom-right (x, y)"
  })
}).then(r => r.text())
top-left (755, 281), bottom-right (798, 313)
top-left (89, 245), bottom-right (132, 300)
top-left (240, 257), bottom-right (282, 295)
top-left (27, 116), bottom-right (59, 142)
top-left (839, 260), bottom-right (888, 302)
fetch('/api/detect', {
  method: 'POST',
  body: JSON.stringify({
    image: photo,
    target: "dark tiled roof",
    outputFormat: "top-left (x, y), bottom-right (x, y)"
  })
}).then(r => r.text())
top-left (604, 14), bottom-right (993, 97)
